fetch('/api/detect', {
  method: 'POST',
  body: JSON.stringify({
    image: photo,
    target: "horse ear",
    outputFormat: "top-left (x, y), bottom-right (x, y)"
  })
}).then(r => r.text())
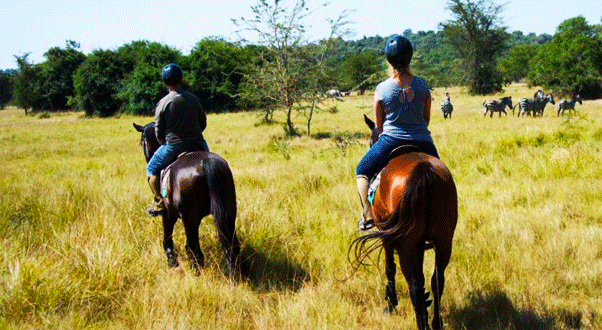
top-left (133, 123), bottom-right (144, 132)
top-left (364, 114), bottom-right (375, 131)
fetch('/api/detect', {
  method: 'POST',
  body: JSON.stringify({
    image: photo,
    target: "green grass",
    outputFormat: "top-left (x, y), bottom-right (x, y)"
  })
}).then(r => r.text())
top-left (1, 84), bottom-right (601, 329)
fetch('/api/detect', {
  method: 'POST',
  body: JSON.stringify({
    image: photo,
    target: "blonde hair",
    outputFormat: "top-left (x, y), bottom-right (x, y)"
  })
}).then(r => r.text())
top-left (387, 61), bottom-right (412, 79)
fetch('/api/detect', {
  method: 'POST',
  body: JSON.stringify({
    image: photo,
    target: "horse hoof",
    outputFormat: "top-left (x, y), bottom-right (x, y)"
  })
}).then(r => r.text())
top-left (384, 305), bottom-right (396, 314)
top-left (167, 255), bottom-right (179, 268)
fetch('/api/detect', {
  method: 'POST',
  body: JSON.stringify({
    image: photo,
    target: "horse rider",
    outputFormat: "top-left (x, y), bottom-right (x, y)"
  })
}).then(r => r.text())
top-left (146, 63), bottom-right (209, 216)
top-left (355, 35), bottom-right (440, 230)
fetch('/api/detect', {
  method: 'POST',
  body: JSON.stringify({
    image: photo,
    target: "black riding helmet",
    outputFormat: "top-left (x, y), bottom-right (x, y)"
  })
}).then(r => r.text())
top-left (385, 35), bottom-right (413, 68)
top-left (161, 63), bottom-right (183, 86)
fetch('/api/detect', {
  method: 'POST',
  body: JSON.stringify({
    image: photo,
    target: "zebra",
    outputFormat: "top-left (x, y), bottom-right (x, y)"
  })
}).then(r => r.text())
top-left (483, 96), bottom-right (512, 118)
top-left (534, 89), bottom-right (545, 100)
top-left (531, 93), bottom-right (555, 117)
top-left (441, 92), bottom-right (453, 119)
top-left (514, 97), bottom-right (534, 117)
top-left (557, 95), bottom-right (582, 116)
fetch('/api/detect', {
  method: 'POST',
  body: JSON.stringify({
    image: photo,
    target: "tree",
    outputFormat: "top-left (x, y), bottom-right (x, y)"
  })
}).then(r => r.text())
top-left (186, 38), bottom-right (249, 113)
top-left (409, 30), bottom-right (462, 87)
top-left (116, 41), bottom-right (182, 115)
top-left (10, 54), bottom-right (43, 115)
top-left (336, 50), bottom-right (381, 91)
top-left (0, 70), bottom-right (12, 109)
top-left (498, 44), bottom-right (539, 83)
top-left (529, 16), bottom-right (602, 99)
top-left (73, 49), bottom-right (130, 117)
top-left (441, 0), bottom-right (510, 95)
top-left (37, 41), bottom-right (86, 110)
top-left (234, 0), bottom-right (352, 136)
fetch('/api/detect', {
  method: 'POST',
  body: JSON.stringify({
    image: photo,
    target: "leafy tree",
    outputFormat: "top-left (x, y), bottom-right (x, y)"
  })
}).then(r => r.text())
top-left (116, 63), bottom-right (166, 116)
top-left (336, 50), bottom-right (382, 92)
top-left (441, 0), bottom-right (510, 95)
top-left (10, 54), bottom-right (43, 115)
top-left (529, 16), bottom-right (602, 99)
top-left (0, 70), bottom-right (12, 109)
top-left (116, 41), bottom-right (182, 115)
top-left (186, 38), bottom-right (249, 113)
top-left (236, 44), bottom-right (279, 122)
top-left (409, 30), bottom-right (462, 87)
top-left (73, 49), bottom-right (130, 117)
top-left (498, 43), bottom-right (539, 83)
top-left (234, 0), bottom-right (351, 136)
top-left (37, 40), bottom-right (86, 110)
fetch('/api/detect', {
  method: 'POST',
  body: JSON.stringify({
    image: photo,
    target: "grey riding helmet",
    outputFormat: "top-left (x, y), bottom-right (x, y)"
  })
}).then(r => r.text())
top-left (385, 35), bottom-right (413, 67)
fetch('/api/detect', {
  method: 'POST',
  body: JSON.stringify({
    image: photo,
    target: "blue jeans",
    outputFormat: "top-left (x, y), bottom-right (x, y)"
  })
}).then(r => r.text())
top-left (146, 139), bottom-right (209, 177)
top-left (355, 134), bottom-right (439, 179)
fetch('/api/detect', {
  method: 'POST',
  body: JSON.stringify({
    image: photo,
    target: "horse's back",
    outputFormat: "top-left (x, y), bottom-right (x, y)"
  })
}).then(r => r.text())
top-left (375, 152), bottom-right (457, 243)
top-left (167, 151), bottom-right (231, 211)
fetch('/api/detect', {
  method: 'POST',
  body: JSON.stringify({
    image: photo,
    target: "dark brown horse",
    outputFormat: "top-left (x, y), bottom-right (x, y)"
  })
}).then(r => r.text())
top-left (352, 115), bottom-right (458, 330)
top-left (133, 122), bottom-right (246, 278)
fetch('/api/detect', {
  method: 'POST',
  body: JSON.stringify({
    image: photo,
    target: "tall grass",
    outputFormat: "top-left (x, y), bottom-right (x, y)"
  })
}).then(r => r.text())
top-left (1, 84), bottom-right (601, 329)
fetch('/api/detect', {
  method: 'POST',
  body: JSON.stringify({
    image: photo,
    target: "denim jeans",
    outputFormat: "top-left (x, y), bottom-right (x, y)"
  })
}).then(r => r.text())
top-left (146, 139), bottom-right (209, 177)
top-left (355, 134), bottom-right (439, 179)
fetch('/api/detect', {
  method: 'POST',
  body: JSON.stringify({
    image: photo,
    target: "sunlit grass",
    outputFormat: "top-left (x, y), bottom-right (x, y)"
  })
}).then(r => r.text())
top-left (1, 85), bottom-right (601, 329)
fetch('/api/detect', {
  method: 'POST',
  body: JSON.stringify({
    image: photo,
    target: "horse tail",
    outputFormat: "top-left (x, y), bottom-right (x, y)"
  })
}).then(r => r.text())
top-left (350, 161), bottom-right (436, 267)
top-left (204, 156), bottom-right (247, 278)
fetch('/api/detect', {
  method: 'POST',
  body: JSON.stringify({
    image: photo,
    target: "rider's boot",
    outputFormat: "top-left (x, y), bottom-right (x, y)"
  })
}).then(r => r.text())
top-left (147, 175), bottom-right (165, 217)
top-left (356, 175), bottom-right (375, 231)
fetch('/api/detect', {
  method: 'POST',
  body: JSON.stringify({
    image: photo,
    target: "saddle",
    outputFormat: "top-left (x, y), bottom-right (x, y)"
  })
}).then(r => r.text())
top-left (389, 145), bottom-right (420, 160)
top-left (176, 144), bottom-right (204, 158)
top-left (368, 145), bottom-right (421, 205)
top-left (159, 144), bottom-right (206, 198)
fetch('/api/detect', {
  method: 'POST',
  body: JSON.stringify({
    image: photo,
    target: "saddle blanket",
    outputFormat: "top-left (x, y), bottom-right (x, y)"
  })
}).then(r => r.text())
top-left (160, 167), bottom-right (172, 198)
top-left (367, 172), bottom-right (381, 205)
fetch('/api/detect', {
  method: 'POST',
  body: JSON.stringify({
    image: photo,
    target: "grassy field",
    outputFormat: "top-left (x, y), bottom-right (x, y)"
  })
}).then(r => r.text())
top-left (1, 84), bottom-right (601, 329)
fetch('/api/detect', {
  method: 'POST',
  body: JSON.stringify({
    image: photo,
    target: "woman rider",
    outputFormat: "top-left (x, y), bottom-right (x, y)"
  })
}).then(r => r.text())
top-left (355, 35), bottom-right (440, 230)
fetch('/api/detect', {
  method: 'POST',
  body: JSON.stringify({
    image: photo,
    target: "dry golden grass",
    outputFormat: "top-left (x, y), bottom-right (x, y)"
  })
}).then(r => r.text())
top-left (1, 83), bottom-right (601, 329)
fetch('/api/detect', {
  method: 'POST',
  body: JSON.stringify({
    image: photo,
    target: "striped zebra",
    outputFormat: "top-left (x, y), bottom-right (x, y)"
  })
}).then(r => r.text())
top-left (514, 97), bottom-right (534, 117)
top-left (557, 95), bottom-right (582, 116)
top-left (534, 90), bottom-right (545, 100)
top-left (532, 93), bottom-right (555, 117)
top-left (440, 92), bottom-right (453, 119)
top-left (483, 96), bottom-right (512, 118)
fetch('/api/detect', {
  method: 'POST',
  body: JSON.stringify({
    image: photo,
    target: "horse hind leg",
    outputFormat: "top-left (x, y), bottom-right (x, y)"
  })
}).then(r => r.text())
top-left (181, 213), bottom-right (205, 272)
top-left (397, 245), bottom-right (430, 330)
top-left (431, 243), bottom-right (452, 330)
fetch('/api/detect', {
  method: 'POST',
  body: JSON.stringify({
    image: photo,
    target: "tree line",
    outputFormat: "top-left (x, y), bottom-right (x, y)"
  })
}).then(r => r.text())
top-left (1, 1), bottom-right (601, 120)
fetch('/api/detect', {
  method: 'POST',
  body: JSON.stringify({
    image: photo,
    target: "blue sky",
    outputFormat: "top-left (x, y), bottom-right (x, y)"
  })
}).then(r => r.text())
top-left (2, 0), bottom-right (601, 69)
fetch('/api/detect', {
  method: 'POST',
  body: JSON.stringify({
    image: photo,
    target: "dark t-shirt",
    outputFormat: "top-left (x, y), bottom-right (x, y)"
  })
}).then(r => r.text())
top-left (154, 89), bottom-right (207, 145)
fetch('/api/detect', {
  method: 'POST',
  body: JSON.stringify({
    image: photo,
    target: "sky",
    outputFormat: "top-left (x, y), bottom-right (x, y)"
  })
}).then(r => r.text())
top-left (2, 0), bottom-right (602, 70)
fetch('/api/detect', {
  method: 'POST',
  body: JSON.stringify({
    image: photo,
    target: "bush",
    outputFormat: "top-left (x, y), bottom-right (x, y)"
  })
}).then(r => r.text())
top-left (0, 70), bottom-right (11, 109)
top-left (73, 50), bottom-right (129, 117)
top-left (528, 17), bottom-right (602, 99)
top-left (116, 41), bottom-right (181, 116)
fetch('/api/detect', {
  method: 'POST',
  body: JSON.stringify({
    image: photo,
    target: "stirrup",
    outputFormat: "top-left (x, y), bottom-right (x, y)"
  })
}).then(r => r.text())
top-left (358, 217), bottom-right (375, 231)
top-left (146, 201), bottom-right (165, 217)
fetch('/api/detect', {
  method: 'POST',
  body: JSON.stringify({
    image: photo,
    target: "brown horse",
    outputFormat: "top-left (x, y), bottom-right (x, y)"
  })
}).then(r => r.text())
top-left (133, 123), bottom-right (246, 278)
top-left (351, 115), bottom-right (458, 330)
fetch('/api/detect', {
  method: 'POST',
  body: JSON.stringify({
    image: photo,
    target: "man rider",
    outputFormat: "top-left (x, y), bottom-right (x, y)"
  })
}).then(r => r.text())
top-left (146, 63), bottom-right (209, 216)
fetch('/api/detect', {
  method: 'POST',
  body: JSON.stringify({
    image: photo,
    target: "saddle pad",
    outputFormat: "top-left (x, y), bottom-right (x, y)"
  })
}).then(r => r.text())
top-left (160, 166), bottom-right (172, 198)
top-left (367, 172), bottom-right (381, 205)
top-left (368, 145), bottom-right (418, 205)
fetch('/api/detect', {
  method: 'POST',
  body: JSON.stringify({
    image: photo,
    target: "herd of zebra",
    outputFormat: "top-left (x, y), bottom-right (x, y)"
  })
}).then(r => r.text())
top-left (439, 90), bottom-right (583, 119)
